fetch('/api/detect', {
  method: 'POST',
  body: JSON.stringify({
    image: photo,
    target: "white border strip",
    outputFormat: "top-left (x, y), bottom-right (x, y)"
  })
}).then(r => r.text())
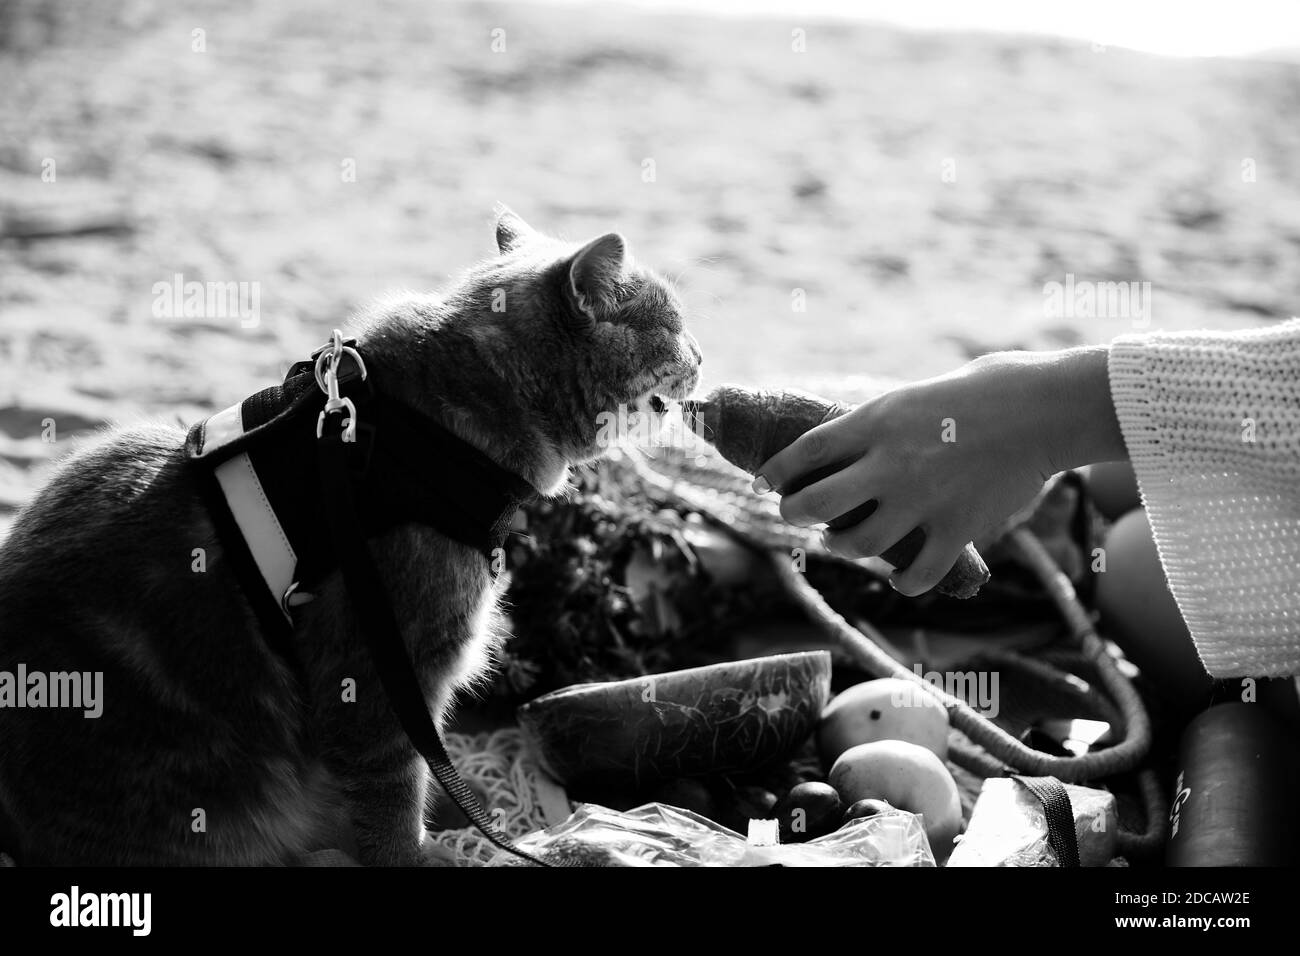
top-left (210, 404), bottom-right (297, 620)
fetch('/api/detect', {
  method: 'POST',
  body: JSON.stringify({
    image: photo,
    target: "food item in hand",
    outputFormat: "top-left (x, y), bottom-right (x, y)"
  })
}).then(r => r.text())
top-left (688, 385), bottom-right (990, 599)
top-left (692, 386), bottom-right (855, 475)
top-left (842, 798), bottom-right (894, 825)
top-left (818, 678), bottom-right (950, 766)
top-left (772, 782), bottom-right (843, 843)
top-left (828, 740), bottom-right (963, 861)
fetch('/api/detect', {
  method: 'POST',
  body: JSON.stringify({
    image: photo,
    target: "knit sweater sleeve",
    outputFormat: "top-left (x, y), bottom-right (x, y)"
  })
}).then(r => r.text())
top-left (1107, 319), bottom-right (1300, 678)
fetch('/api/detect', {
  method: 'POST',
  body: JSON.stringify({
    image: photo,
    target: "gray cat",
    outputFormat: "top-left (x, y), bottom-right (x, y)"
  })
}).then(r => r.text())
top-left (0, 207), bottom-right (701, 865)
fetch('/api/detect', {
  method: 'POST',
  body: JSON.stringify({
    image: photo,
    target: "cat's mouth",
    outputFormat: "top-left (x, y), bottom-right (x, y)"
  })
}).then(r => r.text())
top-left (643, 374), bottom-right (697, 416)
top-left (620, 363), bottom-right (701, 441)
top-left (599, 369), bottom-right (701, 458)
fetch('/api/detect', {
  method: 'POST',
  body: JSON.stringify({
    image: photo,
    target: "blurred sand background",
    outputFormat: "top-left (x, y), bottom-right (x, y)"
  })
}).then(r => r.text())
top-left (2, 0), bottom-right (1300, 539)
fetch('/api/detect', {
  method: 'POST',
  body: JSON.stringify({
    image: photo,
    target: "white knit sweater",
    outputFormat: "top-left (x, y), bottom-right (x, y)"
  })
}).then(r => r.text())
top-left (1108, 320), bottom-right (1300, 678)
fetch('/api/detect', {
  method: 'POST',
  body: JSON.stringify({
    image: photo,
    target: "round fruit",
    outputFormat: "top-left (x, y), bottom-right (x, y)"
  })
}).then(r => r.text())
top-left (772, 782), bottom-right (843, 843)
top-left (818, 678), bottom-right (949, 766)
top-left (1081, 461), bottom-right (1140, 521)
top-left (828, 740), bottom-right (963, 861)
top-left (649, 778), bottom-right (718, 821)
top-left (733, 785), bottom-right (778, 820)
top-left (842, 798), bottom-right (894, 825)
top-left (1096, 509), bottom-right (1211, 708)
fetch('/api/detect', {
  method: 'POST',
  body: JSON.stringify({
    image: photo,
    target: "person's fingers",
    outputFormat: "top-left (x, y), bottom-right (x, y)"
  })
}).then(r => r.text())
top-left (821, 505), bottom-right (920, 561)
top-left (752, 412), bottom-right (865, 494)
top-left (888, 529), bottom-right (968, 597)
top-left (777, 455), bottom-right (881, 527)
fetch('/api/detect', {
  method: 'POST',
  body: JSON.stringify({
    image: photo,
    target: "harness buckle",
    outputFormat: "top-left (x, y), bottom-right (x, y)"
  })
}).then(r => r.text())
top-left (282, 580), bottom-right (315, 615)
top-left (314, 329), bottom-right (367, 443)
top-left (317, 395), bottom-right (358, 442)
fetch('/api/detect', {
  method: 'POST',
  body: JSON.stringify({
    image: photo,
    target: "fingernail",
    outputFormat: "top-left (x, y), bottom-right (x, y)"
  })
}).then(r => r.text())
top-left (751, 475), bottom-right (771, 494)
top-left (818, 529), bottom-right (829, 550)
top-left (888, 576), bottom-right (902, 593)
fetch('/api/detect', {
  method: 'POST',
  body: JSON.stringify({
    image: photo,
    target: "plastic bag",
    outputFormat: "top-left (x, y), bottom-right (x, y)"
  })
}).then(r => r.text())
top-left (487, 802), bottom-right (935, 867)
top-left (946, 778), bottom-right (1118, 867)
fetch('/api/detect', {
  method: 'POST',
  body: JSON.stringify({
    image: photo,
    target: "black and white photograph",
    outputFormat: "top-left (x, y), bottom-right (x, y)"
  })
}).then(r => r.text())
top-left (0, 0), bottom-right (1296, 933)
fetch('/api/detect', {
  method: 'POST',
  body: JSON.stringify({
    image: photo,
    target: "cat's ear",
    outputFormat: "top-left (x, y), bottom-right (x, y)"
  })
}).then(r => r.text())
top-left (567, 232), bottom-right (628, 325)
top-left (494, 203), bottom-right (535, 253)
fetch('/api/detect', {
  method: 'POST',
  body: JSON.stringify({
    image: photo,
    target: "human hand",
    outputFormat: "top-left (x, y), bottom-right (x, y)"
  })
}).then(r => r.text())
top-left (754, 347), bottom-right (1123, 596)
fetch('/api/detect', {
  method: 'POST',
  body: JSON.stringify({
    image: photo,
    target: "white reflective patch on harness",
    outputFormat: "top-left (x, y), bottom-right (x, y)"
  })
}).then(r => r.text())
top-left (207, 403), bottom-right (297, 622)
top-left (202, 401), bottom-right (245, 455)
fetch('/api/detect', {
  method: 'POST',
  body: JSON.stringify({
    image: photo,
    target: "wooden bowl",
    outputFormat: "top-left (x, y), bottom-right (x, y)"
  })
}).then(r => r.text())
top-left (517, 651), bottom-right (832, 791)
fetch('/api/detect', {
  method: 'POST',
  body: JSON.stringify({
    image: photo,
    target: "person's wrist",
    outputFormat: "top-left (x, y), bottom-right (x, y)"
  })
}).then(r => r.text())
top-left (1041, 345), bottom-right (1126, 471)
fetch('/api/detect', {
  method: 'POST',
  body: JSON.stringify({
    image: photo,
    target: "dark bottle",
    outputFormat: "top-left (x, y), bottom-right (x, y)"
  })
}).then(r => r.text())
top-left (1166, 702), bottom-right (1299, 866)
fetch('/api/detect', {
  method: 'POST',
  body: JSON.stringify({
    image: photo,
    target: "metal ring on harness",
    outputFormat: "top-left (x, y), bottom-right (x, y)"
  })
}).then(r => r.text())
top-left (313, 329), bottom-right (368, 395)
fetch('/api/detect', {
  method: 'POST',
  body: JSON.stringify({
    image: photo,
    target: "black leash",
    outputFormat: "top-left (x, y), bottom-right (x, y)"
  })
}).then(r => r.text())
top-left (312, 337), bottom-right (553, 868)
top-left (1011, 775), bottom-right (1081, 867)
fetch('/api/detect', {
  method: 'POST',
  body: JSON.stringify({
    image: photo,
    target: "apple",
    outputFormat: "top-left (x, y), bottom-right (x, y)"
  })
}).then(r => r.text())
top-left (829, 740), bottom-right (963, 861)
top-left (818, 678), bottom-right (949, 766)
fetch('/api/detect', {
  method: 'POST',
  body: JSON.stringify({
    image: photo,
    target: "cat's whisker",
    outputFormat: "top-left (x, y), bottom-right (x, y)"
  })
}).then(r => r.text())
top-left (680, 290), bottom-right (723, 313)
top-left (686, 305), bottom-right (718, 325)
top-left (664, 256), bottom-right (721, 297)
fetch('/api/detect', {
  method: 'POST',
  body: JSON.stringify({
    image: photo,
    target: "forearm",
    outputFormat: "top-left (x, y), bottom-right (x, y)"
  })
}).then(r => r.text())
top-left (965, 345), bottom-right (1127, 475)
top-left (1045, 344), bottom-right (1127, 470)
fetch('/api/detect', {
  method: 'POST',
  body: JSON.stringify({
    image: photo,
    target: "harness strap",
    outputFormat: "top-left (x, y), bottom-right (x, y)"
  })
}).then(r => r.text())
top-left (188, 349), bottom-right (534, 617)
top-left (299, 343), bottom-right (553, 868)
top-left (192, 333), bottom-right (551, 866)
top-left (315, 385), bottom-right (553, 868)
top-left (1011, 775), bottom-right (1081, 867)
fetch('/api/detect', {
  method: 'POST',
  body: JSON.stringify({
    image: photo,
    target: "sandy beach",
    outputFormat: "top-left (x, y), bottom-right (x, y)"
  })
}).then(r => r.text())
top-left (2, 0), bottom-right (1298, 537)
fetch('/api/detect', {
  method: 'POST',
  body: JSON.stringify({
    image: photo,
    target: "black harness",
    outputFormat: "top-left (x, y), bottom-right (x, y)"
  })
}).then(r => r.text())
top-left (187, 334), bottom-right (553, 866)
top-left (186, 339), bottom-right (534, 621)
